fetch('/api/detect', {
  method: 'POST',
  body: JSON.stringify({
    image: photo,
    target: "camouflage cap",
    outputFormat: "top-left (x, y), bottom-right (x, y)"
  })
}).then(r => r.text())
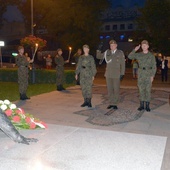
top-left (141, 40), bottom-right (149, 45)
top-left (18, 46), bottom-right (24, 50)
top-left (83, 44), bottom-right (90, 49)
top-left (109, 40), bottom-right (117, 44)
top-left (57, 48), bottom-right (62, 52)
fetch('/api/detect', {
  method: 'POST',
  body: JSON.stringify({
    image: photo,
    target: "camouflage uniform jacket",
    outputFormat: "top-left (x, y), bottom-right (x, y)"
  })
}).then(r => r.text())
top-left (15, 54), bottom-right (29, 93)
top-left (75, 55), bottom-right (97, 78)
top-left (128, 50), bottom-right (156, 78)
top-left (73, 53), bottom-right (80, 65)
top-left (54, 55), bottom-right (64, 67)
top-left (16, 54), bottom-right (29, 68)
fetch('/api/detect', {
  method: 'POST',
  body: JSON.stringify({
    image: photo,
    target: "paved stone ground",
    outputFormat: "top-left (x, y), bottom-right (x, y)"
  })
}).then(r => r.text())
top-left (74, 86), bottom-right (168, 126)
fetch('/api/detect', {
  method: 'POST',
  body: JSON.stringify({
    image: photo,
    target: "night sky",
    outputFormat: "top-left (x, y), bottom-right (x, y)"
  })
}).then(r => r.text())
top-left (3, 0), bottom-right (146, 22)
top-left (3, 5), bottom-right (23, 22)
top-left (110, 0), bottom-right (146, 8)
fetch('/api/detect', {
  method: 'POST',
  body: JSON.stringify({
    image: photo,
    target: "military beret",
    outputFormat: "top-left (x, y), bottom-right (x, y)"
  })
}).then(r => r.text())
top-left (141, 40), bottom-right (149, 45)
top-left (83, 44), bottom-right (90, 49)
top-left (18, 46), bottom-right (24, 50)
top-left (109, 40), bottom-right (117, 44)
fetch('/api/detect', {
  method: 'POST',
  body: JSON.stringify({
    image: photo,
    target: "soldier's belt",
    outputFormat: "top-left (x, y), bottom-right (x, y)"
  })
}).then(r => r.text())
top-left (20, 66), bottom-right (28, 68)
top-left (140, 67), bottom-right (152, 70)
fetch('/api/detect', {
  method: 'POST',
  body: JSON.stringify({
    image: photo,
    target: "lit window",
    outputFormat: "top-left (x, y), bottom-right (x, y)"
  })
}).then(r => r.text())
top-left (105, 36), bottom-right (110, 39)
top-left (120, 35), bottom-right (125, 40)
top-left (100, 36), bottom-right (104, 39)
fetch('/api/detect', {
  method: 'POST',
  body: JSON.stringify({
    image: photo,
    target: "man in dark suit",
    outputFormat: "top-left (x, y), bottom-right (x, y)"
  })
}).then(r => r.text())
top-left (161, 56), bottom-right (168, 82)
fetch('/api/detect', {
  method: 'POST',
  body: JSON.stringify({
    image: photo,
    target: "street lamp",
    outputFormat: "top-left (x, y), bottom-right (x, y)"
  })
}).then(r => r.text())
top-left (0, 41), bottom-right (5, 68)
top-left (31, 0), bottom-right (34, 35)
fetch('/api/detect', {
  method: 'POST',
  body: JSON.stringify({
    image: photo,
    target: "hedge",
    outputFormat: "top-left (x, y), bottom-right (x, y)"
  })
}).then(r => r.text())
top-left (0, 68), bottom-right (76, 84)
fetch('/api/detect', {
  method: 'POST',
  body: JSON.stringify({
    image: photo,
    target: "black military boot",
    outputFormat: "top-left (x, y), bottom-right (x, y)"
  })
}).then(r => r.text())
top-left (137, 101), bottom-right (144, 111)
top-left (60, 85), bottom-right (66, 90)
top-left (87, 98), bottom-right (92, 108)
top-left (57, 85), bottom-right (62, 91)
top-left (24, 94), bottom-right (30, 100)
top-left (20, 93), bottom-right (25, 100)
top-left (81, 98), bottom-right (88, 107)
top-left (145, 102), bottom-right (151, 112)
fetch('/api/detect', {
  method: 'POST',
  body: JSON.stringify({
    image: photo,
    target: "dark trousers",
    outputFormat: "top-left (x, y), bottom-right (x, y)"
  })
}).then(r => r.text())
top-left (161, 69), bottom-right (168, 82)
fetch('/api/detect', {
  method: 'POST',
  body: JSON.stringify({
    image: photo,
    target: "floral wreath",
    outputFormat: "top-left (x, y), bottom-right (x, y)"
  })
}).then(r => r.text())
top-left (0, 100), bottom-right (47, 130)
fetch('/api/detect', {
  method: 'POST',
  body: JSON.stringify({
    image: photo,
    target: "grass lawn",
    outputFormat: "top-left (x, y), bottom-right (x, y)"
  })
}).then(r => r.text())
top-left (0, 82), bottom-right (73, 102)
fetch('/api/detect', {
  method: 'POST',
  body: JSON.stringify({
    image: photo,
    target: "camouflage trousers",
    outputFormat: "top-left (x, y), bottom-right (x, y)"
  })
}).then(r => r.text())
top-left (56, 66), bottom-right (65, 86)
top-left (138, 76), bottom-right (152, 102)
top-left (80, 77), bottom-right (93, 98)
top-left (18, 67), bottom-right (29, 94)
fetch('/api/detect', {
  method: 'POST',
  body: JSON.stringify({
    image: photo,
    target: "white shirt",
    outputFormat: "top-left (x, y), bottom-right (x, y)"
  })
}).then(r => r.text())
top-left (162, 60), bottom-right (165, 69)
top-left (111, 49), bottom-right (117, 54)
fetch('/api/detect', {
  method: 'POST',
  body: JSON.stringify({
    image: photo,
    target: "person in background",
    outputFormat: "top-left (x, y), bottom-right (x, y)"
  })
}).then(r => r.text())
top-left (96, 40), bottom-right (125, 110)
top-left (16, 46), bottom-right (33, 100)
top-left (73, 48), bottom-right (82, 85)
top-left (55, 48), bottom-right (69, 91)
top-left (128, 40), bottom-right (156, 112)
top-left (75, 45), bottom-right (97, 108)
top-left (45, 54), bottom-right (52, 69)
top-left (131, 59), bottom-right (138, 79)
top-left (160, 56), bottom-right (168, 82)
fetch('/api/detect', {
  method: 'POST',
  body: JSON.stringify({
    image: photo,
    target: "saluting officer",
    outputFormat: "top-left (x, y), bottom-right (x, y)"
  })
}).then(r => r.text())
top-left (128, 40), bottom-right (156, 112)
top-left (96, 40), bottom-right (125, 110)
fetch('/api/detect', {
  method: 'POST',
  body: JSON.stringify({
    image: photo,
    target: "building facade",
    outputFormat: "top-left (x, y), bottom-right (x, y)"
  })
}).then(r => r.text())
top-left (99, 5), bottom-right (141, 53)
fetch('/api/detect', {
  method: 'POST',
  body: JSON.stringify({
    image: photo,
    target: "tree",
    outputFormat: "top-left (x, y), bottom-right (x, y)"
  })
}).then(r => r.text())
top-left (135, 0), bottom-right (170, 55)
top-left (20, 35), bottom-right (46, 50)
top-left (17, 0), bottom-right (109, 51)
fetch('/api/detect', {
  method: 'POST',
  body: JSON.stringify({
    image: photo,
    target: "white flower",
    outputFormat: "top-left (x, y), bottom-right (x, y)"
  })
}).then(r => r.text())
top-left (0, 104), bottom-right (7, 111)
top-left (0, 100), bottom-right (4, 105)
top-left (9, 104), bottom-right (17, 109)
top-left (4, 100), bottom-right (10, 105)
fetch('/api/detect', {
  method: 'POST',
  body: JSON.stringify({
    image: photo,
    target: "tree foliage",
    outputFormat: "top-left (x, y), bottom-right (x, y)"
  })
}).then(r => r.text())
top-left (18, 0), bottom-right (109, 51)
top-left (20, 35), bottom-right (47, 50)
top-left (136, 0), bottom-right (170, 54)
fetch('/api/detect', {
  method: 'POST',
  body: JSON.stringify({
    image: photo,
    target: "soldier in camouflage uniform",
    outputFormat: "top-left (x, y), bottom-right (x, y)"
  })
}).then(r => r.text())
top-left (16, 46), bottom-right (33, 100)
top-left (128, 40), bottom-right (156, 112)
top-left (55, 48), bottom-right (69, 91)
top-left (75, 45), bottom-right (97, 107)
top-left (96, 40), bottom-right (125, 110)
top-left (73, 48), bottom-right (82, 85)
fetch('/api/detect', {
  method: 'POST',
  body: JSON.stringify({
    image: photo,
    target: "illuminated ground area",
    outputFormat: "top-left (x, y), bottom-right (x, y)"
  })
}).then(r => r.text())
top-left (0, 84), bottom-right (169, 170)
